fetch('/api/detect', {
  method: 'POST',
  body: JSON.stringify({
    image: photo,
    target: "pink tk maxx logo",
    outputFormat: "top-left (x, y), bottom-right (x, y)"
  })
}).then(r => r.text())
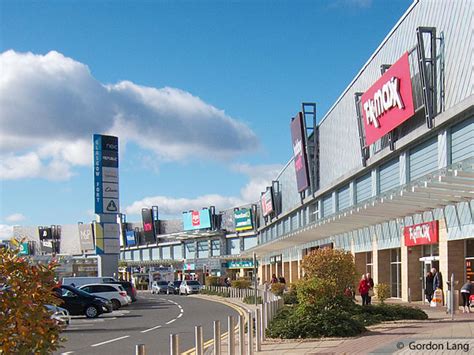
top-left (192, 211), bottom-right (200, 226)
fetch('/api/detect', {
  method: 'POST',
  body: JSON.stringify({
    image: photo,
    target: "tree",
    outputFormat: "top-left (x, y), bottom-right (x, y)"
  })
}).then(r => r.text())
top-left (0, 247), bottom-right (64, 353)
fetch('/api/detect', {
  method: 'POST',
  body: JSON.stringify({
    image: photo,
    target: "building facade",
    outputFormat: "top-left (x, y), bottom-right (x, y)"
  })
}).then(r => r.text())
top-left (251, 0), bottom-right (473, 302)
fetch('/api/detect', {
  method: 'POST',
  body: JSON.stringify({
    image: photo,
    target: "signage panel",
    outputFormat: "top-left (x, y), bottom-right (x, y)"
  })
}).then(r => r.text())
top-left (260, 187), bottom-right (274, 217)
top-left (141, 208), bottom-right (156, 243)
top-left (38, 227), bottom-right (52, 240)
top-left (78, 223), bottom-right (95, 251)
top-left (234, 208), bottom-right (253, 231)
top-left (125, 230), bottom-right (136, 246)
top-left (104, 238), bottom-right (120, 254)
top-left (93, 135), bottom-right (120, 214)
top-left (361, 52), bottom-right (415, 146)
top-left (182, 209), bottom-right (212, 231)
top-left (18, 242), bottom-right (29, 255)
top-left (404, 220), bottom-right (439, 247)
top-left (227, 260), bottom-right (254, 269)
top-left (291, 112), bottom-right (310, 192)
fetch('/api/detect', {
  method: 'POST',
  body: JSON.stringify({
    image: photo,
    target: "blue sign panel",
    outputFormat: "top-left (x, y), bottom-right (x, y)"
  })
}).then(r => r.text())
top-left (182, 209), bottom-right (212, 231)
top-left (125, 230), bottom-right (136, 246)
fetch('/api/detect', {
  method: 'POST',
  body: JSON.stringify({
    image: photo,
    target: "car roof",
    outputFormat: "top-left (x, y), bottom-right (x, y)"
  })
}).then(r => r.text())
top-left (80, 283), bottom-right (121, 289)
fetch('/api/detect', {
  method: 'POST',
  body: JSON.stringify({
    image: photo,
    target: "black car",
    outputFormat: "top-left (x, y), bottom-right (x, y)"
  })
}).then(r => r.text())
top-left (167, 281), bottom-right (182, 295)
top-left (109, 281), bottom-right (137, 302)
top-left (54, 285), bottom-right (112, 318)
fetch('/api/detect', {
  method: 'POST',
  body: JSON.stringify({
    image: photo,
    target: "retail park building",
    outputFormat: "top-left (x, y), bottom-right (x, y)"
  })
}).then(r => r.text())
top-left (12, 0), bottom-right (473, 301)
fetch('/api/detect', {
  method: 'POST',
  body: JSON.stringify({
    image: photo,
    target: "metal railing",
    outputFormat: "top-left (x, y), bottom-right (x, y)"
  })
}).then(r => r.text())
top-left (135, 288), bottom-right (284, 354)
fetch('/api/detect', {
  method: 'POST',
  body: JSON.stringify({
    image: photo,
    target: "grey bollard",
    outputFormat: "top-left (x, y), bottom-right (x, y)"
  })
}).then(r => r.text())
top-left (213, 320), bottom-right (221, 355)
top-left (170, 334), bottom-right (179, 355)
top-left (238, 314), bottom-right (245, 355)
top-left (263, 302), bottom-right (268, 331)
top-left (247, 311), bottom-right (254, 355)
top-left (195, 325), bottom-right (203, 355)
top-left (135, 344), bottom-right (145, 355)
top-left (256, 308), bottom-right (262, 351)
top-left (228, 316), bottom-right (235, 355)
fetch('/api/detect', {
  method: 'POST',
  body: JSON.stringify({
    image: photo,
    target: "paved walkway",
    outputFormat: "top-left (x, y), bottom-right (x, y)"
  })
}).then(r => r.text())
top-left (197, 295), bottom-right (474, 355)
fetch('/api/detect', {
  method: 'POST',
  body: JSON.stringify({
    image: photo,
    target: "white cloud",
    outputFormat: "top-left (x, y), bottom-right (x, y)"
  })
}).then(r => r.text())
top-left (0, 50), bottom-right (259, 180)
top-left (5, 213), bottom-right (26, 223)
top-left (124, 162), bottom-right (284, 219)
top-left (0, 224), bottom-right (14, 240)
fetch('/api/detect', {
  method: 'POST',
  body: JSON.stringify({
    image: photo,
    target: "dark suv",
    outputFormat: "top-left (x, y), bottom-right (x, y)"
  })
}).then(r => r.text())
top-left (109, 281), bottom-right (137, 302)
top-left (54, 285), bottom-right (112, 318)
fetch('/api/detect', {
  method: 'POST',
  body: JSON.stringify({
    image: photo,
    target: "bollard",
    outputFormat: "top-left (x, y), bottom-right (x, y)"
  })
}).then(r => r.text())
top-left (170, 334), bottom-right (179, 355)
top-left (135, 344), bottom-right (145, 355)
top-left (195, 325), bottom-right (203, 355)
top-left (247, 311), bottom-right (254, 355)
top-left (263, 302), bottom-right (268, 332)
top-left (256, 308), bottom-right (261, 351)
top-left (213, 320), bottom-right (221, 355)
top-left (238, 314), bottom-right (245, 355)
top-left (408, 288), bottom-right (411, 303)
top-left (228, 316), bottom-right (235, 355)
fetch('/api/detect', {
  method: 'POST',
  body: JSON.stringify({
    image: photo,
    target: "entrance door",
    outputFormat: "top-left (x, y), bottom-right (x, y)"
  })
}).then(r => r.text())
top-left (419, 257), bottom-right (439, 301)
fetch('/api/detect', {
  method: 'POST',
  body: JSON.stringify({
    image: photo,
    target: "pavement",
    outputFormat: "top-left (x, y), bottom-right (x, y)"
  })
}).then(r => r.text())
top-left (195, 295), bottom-right (474, 355)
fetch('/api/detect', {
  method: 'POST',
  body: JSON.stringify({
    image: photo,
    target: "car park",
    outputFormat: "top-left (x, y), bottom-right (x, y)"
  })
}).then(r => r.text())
top-left (79, 283), bottom-right (131, 310)
top-left (179, 280), bottom-right (201, 295)
top-left (109, 280), bottom-right (138, 302)
top-left (167, 280), bottom-right (182, 295)
top-left (151, 281), bottom-right (169, 294)
top-left (54, 285), bottom-right (113, 318)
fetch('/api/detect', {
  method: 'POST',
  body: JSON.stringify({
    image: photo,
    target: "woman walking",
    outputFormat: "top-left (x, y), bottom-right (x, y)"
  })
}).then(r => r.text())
top-left (425, 271), bottom-right (434, 303)
top-left (358, 274), bottom-right (370, 306)
top-left (460, 280), bottom-right (473, 313)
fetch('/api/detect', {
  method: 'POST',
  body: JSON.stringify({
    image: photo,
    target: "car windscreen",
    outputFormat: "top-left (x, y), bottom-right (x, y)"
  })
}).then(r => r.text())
top-left (187, 281), bottom-right (200, 286)
top-left (173, 281), bottom-right (181, 286)
top-left (63, 287), bottom-right (94, 298)
top-left (156, 281), bottom-right (168, 285)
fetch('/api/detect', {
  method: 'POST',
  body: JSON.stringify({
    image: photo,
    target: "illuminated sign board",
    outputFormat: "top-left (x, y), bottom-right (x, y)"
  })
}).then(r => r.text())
top-left (404, 221), bottom-right (439, 247)
top-left (234, 208), bottom-right (253, 231)
top-left (260, 187), bottom-right (274, 217)
top-left (291, 112), bottom-right (310, 192)
top-left (183, 209), bottom-right (212, 231)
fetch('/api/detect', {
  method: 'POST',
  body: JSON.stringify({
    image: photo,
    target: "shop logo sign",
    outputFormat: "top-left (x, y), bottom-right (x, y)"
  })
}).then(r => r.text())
top-left (404, 221), bottom-right (439, 247)
top-left (361, 52), bottom-right (414, 146)
top-left (290, 112), bottom-right (310, 192)
top-left (192, 211), bottom-right (201, 226)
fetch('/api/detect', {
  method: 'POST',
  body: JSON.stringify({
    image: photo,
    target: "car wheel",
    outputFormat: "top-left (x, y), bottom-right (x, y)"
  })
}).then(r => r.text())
top-left (85, 305), bottom-right (99, 318)
top-left (111, 299), bottom-right (121, 310)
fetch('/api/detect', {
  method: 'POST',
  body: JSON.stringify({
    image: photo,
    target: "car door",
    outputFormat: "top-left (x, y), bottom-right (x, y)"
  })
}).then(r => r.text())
top-left (59, 288), bottom-right (84, 315)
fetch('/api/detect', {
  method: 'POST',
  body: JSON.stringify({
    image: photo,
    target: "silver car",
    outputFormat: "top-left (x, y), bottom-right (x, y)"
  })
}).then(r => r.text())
top-left (151, 281), bottom-right (169, 294)
top-left (179, 280), bottom-right (201, 295)
top-left (45, 304), bottom-right (70, 326)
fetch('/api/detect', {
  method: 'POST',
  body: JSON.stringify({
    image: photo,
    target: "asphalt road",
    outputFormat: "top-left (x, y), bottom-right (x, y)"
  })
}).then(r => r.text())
top-left (56, 292), bottom-right (240, 355)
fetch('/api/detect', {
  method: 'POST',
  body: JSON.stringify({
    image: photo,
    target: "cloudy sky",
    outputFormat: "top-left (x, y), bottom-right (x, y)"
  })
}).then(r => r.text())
top-left (0, 0), bottom-right (410, 238)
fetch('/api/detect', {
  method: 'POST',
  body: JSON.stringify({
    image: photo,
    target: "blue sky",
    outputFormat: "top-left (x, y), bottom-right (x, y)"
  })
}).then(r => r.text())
top-left (0, 0), bottom-right (411, 236)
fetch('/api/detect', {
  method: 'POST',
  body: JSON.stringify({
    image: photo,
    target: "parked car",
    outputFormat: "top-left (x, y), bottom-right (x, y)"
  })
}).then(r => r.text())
top-left (109, 280), bottom-right (138, 302)
top-left (167, 280), bottom-right (182, 295)
top-left (151, 281), bottom-right (169, 294)
top-left (45, 304), bottom-right (70, 326)
top-left (179, 280), bottom-right (201, 295)
top-left (79, 283), bottom-right (131, 310)
top-left (54, 285), bottom-right (112, 318)
top-left (62, 276), bottom-right (117, 288)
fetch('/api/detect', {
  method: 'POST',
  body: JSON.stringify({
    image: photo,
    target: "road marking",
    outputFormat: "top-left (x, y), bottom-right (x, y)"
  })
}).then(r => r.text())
top-left (90, 335), bottom-right (130, 347)
top-left (165, 319), bottom-right (176, 324)
top-left (141, 325), bottom-right (162, 333)
top-left (61, 352), bottom-right (75, 354)
top-left (177, 313), bottom-right (183, 318)
top-left (151, 306), bottom-right (162, 308)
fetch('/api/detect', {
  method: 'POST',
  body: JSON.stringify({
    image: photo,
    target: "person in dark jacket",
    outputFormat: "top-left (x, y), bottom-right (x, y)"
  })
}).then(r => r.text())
top-left (366, 272), bottom-right (374, 304)
top-left (432, 268), bottom-right (443, 290)
top-left (460, 280), bottom-right (473, 313)
top-left (425, 271), bottom-right (434, 303)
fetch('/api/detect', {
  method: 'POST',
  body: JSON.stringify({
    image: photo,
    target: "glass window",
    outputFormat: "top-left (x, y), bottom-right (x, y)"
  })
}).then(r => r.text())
top-left (124, 251), bottom-right (132, 260)
top-left (142, 249), bottom-right (150, 261)
top-left (162, 246), bottom-right (171, 259)
top-left (467, 239), bottom-right (474, 257)
top-left (173, 244), bottom-right (183, 259)
top-left (151, 247), bottom-right (160, 260)
top-left (227, 238), bottom-right (240, 255)
top-left (185, 242), bottom-right (195, 259)
top-left (390, 248), bottom-right (402, 298)
top-left (197, 240), bottom-right (209, 258)
top-left (243, 236), bottom-right (257, 250)
top-left (132, 249), bottom-right (141, 261)
top-left (211, 239), bottom-right (220, 256)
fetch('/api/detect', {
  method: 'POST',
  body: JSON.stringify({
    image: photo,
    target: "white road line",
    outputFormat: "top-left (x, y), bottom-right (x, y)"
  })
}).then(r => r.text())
top-left (166, 319), bottom-right (176, 324)
top-left (177, 313), bottom-right (183, 318)
top-left (141, 325), bottom-right (163, 333)
top-left (90, 335), bottom-right (130, 347)
top-left (178, 305), bottom-right (183, 309)
top-left (61, 352), bottom-right (75, 354)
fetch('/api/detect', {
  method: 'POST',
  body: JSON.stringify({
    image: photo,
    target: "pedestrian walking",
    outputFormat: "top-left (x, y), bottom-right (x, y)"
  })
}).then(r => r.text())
top-left (358, 274), bottom-right (370, 306)
top-left (366, 272), bottom-right (374, 304)
top-left (271, 274), bottom-right (278, 284)
top-left (425, 271), bottom-right (434, 303)
top-left (460, 280), bottom-right (473, 313)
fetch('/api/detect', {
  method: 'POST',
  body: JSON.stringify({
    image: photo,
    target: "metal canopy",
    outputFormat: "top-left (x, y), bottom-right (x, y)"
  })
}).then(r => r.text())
top-left (246, 158), bottom-right (474, 256)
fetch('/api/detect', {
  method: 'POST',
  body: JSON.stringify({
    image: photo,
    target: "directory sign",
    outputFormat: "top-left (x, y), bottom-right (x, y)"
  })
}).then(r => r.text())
top-left (93, 135), bottom-right (120, 214)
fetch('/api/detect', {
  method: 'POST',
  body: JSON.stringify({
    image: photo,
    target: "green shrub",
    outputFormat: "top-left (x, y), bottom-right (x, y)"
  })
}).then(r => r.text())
top-left (205, 276), bottom-right (221, 287)
top-left (231, 279), bottom-right (251, 289)
top-left (270, 282), bottom-right (286, 296)
top-left (283, 291), bottom-right (298, 305)
top-left (243, 295), bottom-right (262, 304)
top-left (200, 288), bottom-right (230, 298)
top-left (375, 283), bottom-right (390, 303)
